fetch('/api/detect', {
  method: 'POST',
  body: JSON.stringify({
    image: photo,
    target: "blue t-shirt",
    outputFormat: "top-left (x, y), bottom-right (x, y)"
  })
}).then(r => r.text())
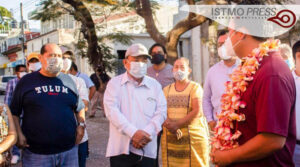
top-left (10, 71), bottom-right (84, 155)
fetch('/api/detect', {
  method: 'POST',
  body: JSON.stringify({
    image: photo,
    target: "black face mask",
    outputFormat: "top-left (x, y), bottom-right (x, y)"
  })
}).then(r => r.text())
top-left (151, 54), bottom-right (165, 65)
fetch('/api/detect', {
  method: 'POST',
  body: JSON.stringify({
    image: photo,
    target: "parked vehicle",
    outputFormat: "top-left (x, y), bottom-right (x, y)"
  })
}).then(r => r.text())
top-left (0, 75), bottom-right (17, 94)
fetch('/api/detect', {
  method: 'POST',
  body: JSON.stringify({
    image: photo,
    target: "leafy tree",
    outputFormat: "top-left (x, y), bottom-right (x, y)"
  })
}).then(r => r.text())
top-left (32, 0), bottom-right (132, 72)
top-left (0, 6), bottom-right (12, 30)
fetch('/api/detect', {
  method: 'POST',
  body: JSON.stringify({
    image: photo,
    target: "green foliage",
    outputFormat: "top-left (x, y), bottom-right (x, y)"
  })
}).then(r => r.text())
top-left (0, 6), bottom-right (12, 29)
top-left (33, 0), bottom-right (134, 72)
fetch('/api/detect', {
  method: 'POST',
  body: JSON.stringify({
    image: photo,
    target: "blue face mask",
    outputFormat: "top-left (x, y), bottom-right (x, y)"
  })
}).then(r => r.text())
top-left (285, 59), bottom-right (294, 70)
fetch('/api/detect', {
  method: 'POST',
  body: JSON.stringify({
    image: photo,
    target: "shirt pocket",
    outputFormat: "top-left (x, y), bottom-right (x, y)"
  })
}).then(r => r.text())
top-left (144, 97), bottom-right (157, 118)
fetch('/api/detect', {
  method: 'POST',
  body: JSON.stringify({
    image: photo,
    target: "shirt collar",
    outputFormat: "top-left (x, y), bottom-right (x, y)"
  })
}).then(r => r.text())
top-left (121, 72), bottom-right (150, 88)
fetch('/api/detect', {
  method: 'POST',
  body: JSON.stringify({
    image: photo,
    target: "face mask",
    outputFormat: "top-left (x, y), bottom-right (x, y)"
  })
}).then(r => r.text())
top-left (29, 62), bottom-right (41, 72)
top-left (128, 62), bottom-right (147, 78)
top-left (222, 32), bottom-right (242, 59)
top-left (62, 58), bottom-right (72, 72)
top-left (218, 45), bottom-right (231, 60)
top-left (19, 72), bottom-right (27, 78)
top-left (46, 57), bottom-right (63, 74)
top-left (151, 54), bottom-right (165, 65)
top-left (173, 70), bottom-right (189, 81)
top-left (285, 59), bottom-right (295, 70)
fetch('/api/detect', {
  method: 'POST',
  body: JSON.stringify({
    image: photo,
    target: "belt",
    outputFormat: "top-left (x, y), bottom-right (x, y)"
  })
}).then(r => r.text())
top-left (297, 140), bottom-right (300, 145)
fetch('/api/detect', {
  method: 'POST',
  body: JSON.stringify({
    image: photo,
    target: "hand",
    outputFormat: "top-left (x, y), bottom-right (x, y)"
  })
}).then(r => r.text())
top-left (208, 121), bottom-right (217, 131)
top-left (131, 130), bottom-right (151, 149)
top-left (210, 149), bottom-right (234, 167)
top-left (164, 118), bottom-right (179, 134)
top-left (75, 126), bottom-right (85, 145)
top-left (17, 132), bottom-right (29, 148)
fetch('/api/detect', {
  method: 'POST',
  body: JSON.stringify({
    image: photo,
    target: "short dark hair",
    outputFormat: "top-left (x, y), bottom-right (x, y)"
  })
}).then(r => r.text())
top-left (149, 43), bottom-right (167, 55)
top-left (63, 51), bottom-right (74, 56)
top-left (218, 29), bottom-right (228, 38)
top-left (15, 64), bottom-right (26, 72)
top-left (71, 62), bottom-right (78, 72)
top-left (292, 40), bottom-right (300, 60)
top-left (40, 44), bottom-right (47, 55)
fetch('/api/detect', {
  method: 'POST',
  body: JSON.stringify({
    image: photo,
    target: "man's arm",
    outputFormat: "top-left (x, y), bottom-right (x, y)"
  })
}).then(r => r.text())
top-left (88, 86), bottom-right (96, 101)
top-left (202, 74), bottom-right (215, 130)
top-left (75, 107), bottom-right (85, 144)
top-left (13, 115), bottom-right (29, 148)
top-left (211, 133), bottom-right (286, 166)
top-left (104, 80), bottom-right (138, 138)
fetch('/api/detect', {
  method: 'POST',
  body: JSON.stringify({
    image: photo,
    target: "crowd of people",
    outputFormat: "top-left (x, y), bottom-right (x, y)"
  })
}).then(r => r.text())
top-left (0, 22), bottom-right (299, 167)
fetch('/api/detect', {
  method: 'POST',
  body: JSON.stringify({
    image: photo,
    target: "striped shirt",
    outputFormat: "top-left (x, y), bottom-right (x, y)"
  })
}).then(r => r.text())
top-left (4, 78), bottom-right (19, 105)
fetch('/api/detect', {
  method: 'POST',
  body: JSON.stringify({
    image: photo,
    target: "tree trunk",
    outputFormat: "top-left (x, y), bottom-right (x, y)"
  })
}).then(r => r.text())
top-left (62, 0), bottom-right (103, 69)
top-left (135, 0), bottom-right (216, 64)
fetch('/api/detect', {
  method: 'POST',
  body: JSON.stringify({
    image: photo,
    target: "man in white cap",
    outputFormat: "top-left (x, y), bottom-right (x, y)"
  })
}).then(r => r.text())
top-left (104, 43), bottom-right (167, 167)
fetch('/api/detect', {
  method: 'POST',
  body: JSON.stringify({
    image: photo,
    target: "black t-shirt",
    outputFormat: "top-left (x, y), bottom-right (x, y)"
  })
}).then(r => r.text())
top-left (10, 71), bottom-right (84, 154)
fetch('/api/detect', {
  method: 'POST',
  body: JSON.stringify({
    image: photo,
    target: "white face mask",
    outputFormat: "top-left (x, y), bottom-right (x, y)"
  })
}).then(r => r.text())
top-left (19, 72), bottom-right (27, 78)
top-left (128, 62), bottom-right (147, 78)
top-left (173, 70), bottom-right (189, 81)
top-left (218, 45), bottom-right (231, 60)
top-left (222, 33), bottom-right (242, 59)
top-left (29, 62), bottom-right (41, 72)
top-left (62, 58), bottom-right (72, 72)
top-left (46, 57), bottom-right (63, 74)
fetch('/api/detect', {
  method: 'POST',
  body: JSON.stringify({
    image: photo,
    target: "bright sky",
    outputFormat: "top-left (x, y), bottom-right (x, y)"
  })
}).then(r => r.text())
top-left (0, 0), bottom-right (179, 31)
top-left (0, 0), bottom-right (41, 30)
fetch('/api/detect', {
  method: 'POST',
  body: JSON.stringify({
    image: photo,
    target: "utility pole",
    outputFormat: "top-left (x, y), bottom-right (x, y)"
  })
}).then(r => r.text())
top-left (20, 3), bottom-right (25, 58)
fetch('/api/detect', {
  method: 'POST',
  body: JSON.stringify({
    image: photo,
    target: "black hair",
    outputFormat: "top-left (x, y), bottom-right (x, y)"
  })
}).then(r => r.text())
top-left (63, 51), bottom-right (74, 56)
top-left (292, 40), bottom-right (300, 60)
top-left (218, 29), bottom-right (228, 38)
top-left (40, 44), bottom-right (47, 55)
top-left (149, 43), bottom-right (167, 55)
top-left (15, 64), bottom-right (26, 72)
top-left (71, 62), bottom-right (78, 72)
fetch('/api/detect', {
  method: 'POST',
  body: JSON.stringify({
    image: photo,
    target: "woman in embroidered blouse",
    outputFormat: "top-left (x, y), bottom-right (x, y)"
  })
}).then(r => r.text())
top-left (0, 104), bottom-right (17, 165)
top-left (161, 58), bottom-right (210, 167)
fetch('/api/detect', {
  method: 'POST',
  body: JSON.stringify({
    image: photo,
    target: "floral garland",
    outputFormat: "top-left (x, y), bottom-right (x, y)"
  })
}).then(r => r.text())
top-left (211, 39), bottom-right (281, 150)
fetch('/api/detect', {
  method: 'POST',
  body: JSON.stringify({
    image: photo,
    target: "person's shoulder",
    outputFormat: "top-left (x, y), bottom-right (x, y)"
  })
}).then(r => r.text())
top-left (190, 81), bottom-right (201, 88)
top-left (145, 75), bottom-right (161, 87)
top-left (165, 64), bottom-right (173, 70)
top-left (108, 73), bottom-right (124, 84)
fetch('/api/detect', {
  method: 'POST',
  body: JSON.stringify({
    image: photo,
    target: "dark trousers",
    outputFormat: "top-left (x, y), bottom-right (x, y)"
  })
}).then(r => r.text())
top-left (78, 141), bottom-right (88, 167)
top-left (110, 152), bottom-right (156, 167)
top-left (155, 131), bottom-right (162, 167)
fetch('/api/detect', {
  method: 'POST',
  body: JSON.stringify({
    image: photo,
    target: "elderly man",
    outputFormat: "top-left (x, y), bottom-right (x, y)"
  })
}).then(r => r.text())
top-left (203, 30), bottom-right (240, 131)
top-left (104, 43), bottom-right (167, 167)
top-left (10, 43), bottom-right (85, 167)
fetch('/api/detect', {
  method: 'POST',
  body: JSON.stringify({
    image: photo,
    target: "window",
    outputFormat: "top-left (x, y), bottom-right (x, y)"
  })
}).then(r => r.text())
top-left (47, 38), bottom-right (50, 43)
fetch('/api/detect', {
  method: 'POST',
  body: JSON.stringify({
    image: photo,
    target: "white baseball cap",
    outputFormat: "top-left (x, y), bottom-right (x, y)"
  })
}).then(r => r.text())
top-left (125, 43), bottom-right (151, 59)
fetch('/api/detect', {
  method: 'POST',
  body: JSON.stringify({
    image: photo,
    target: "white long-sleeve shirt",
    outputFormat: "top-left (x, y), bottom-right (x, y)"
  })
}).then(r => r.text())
top-left (104, 72), bottom-right (167, 159)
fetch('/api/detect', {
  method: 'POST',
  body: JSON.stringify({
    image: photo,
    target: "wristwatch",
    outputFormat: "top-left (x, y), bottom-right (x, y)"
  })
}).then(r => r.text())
top-left (78, 122), bottom-right (86, 128)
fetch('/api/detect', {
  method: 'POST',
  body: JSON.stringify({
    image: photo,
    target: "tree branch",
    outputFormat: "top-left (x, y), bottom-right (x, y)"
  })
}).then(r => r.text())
top-left (135, 0), bottom-right (167, 45)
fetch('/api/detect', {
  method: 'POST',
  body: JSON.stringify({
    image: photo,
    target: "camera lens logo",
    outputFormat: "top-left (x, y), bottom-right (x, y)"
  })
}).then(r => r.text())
top-left (267, 9), bottom-right (296, 28)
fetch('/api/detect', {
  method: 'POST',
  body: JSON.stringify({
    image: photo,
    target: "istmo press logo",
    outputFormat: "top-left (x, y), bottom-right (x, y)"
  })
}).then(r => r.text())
top-left (180, 5), bottom-right (300, 37)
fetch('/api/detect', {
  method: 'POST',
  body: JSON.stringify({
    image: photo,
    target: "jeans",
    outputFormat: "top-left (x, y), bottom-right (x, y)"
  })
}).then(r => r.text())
top-left (22, 146), bottom-right (78, 167)
top-left (110, 152), bottom-right (156, 167)
top-left (78, 141), bottom-right (88, 167)
top-left (12, 145), bottom-right (21, 156)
